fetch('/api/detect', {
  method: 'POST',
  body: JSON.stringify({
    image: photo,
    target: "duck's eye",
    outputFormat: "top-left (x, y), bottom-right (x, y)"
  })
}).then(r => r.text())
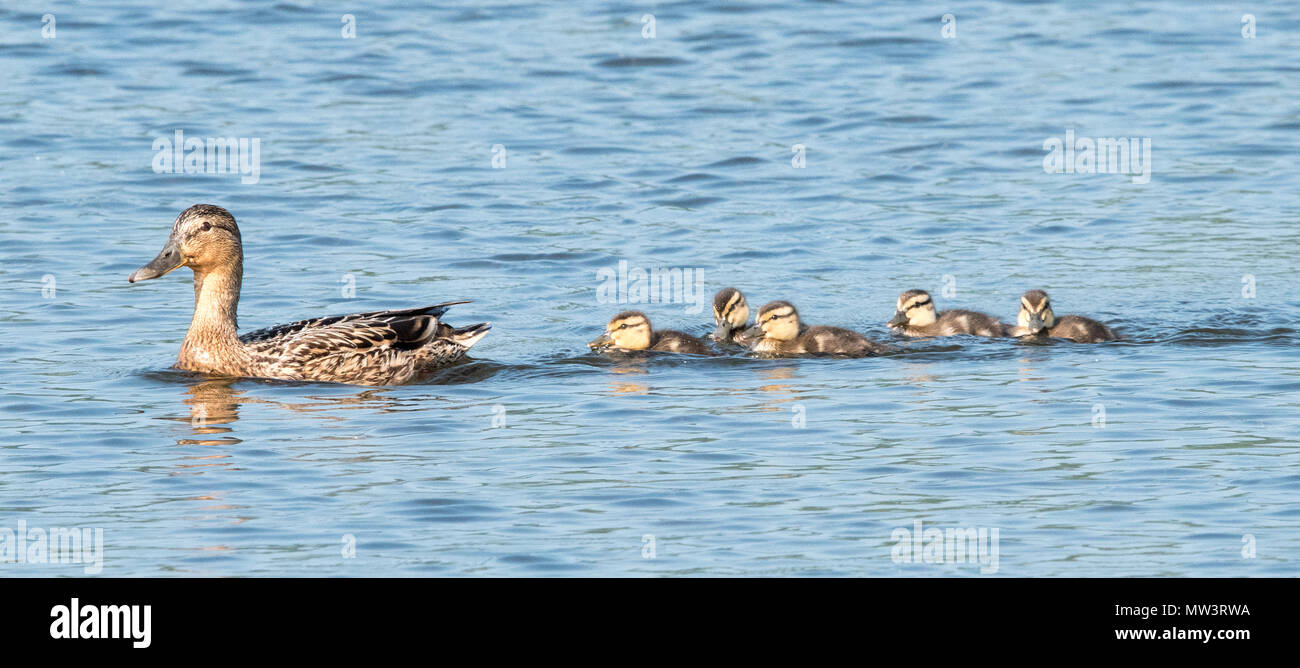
top-left (200, 222), bottom-right (212, 232)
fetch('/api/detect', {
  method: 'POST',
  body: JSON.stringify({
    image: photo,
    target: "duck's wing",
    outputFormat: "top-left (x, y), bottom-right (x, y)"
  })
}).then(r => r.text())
top-left (238, 302), bottom-right (488, 385)
top-left (239, 301), bottom-right (469, 347)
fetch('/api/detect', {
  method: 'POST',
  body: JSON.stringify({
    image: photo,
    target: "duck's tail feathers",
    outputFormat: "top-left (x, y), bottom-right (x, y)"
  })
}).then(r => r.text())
top-left (452, 322), bottom-right (491, 349)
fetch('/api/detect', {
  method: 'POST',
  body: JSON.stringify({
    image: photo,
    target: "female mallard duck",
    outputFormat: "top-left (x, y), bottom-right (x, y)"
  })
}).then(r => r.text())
top-left (127, 204), bottom-right (490, 386)
top-left (737, 300), bottom-right (885, 357)
top-left (1009, 289), bottom-right (1118, 342)
top-left (887, 289), bottom-right (1008, 337)
top-left (588, 311), bottom-right (712, 355)
top-left (711, 287), bottom-right (751, 343)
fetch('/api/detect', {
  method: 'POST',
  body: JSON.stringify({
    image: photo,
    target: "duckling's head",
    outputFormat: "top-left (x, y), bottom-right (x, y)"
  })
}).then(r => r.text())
top-left (740, 300), bottom-right (801, 342)
top-left (712, 287), bottom-right (750, 341)
top-left (589, 311), bottom-right (653, 351)
top-left (1018, 289), bottom-right (1056, 335)
top-left (888, 289), bottom-right (936, 328)
top-left (129, 204), bottom-right (243, 283)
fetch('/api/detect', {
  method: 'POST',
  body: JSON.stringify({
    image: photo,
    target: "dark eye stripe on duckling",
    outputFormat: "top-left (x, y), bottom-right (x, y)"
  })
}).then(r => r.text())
top-left (907, 298), bottom-right (932, 310)
top-left (714, 290), bottom-right (745, 318)
top-left (609, 312), bottom-right (649, 330)
top-left (756, 301), bottom-right (797, 322)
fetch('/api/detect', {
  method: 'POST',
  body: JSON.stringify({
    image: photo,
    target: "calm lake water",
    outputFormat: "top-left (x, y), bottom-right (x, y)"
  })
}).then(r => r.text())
top-left (1, 1), bottom-right (1298, 576)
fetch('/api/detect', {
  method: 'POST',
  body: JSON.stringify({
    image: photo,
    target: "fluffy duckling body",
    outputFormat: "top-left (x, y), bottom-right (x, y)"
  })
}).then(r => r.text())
top-left (589, 311), bottom-right (712, 355)
top-left (711, 287), bottom-right (751, 343)
top-left (738, 301), bottom-right (885, 357)
top-left (1009, 290), bottom-right (1118, 342)
top-left (128, 205), bottom-right (490, 386)
top-left (888, 289), bottom-right (1008, 337)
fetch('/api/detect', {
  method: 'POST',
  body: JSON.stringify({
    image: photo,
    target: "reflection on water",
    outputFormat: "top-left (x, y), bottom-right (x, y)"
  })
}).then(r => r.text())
top-left (895, 360), bottom-right (938, 386)
top-left (1015, 357), bottom-right (1048, 384)
top-left (753, 365), bottom-right (803, 412)
top-left (178, 379), bottom-right (242, 447)
top-left (169, 378), bottom-right (428, 449)
top-left (605, 360), bottom-right (650, 394)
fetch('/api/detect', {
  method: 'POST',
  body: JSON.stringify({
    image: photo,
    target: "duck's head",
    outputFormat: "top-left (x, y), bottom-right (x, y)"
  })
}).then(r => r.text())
top-left (888, 289), bottom-right (936, 329)
top-left (1017, 289), bottom-right (1056, 335)
top-left (589, 311), bottom-right (653, 351)
top-left (712, 287), bottom-right (750, 341)
top-left (128, 204), bottom-right (242, 283)
top-left (740, 300), bottom-right (801, 342)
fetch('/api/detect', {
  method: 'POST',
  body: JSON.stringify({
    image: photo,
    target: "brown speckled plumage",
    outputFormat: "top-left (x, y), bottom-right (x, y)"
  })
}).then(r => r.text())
top-left (907, 309), bottom-right (1008, 337)
top-left (888, 289), bottom-right (1009, 337)
top-left (129, 205), bottom-right (490, 386)
top-left (740, 301), bottom-right (885, 357)
top-left (1037, 314), bottom-right (1117, 342)
top-left (1009, 290), bottom-right (1118, 343)
top-left (647, 329), bottom-right (712, 354)
top-left (589, 311), bottom-right (713, 355)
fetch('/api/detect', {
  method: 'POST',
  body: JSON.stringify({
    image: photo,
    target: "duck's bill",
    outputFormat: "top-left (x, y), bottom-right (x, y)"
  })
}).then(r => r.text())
top-left (128, 237), bottom-right (183, 283)
top-left (588, 332), bottom-right (613, 349)
top-left (887, 311), bottom-right (908, 328)
top-left (712, 324), bottom-right (734, 341)
top-left (1025, 314), bottom-right (1046, 334)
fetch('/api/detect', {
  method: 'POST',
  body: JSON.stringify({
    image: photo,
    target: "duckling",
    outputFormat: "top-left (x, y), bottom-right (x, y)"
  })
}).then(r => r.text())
top-left (588, 311), bottom-right (712, 355)
top-left (127, 204), bottom-right (490, 386)
top-left (1009, 290), bottom-right (1118, 342)
top-left (737, 301), bottom-right (885, 357)
top-left (711, 287), bottom-right (751, 343)
top-left (887, 289), bottom-right (1008, 337)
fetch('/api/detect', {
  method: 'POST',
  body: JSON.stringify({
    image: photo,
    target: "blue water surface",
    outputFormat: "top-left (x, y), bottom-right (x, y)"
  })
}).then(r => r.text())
top-left (1, 1), bottom-right (1297, 576)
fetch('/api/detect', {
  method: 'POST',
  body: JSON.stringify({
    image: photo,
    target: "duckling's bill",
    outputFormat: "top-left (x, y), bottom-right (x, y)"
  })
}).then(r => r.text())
top-left (737, 324), bottom-right (763, 343)
top-left (1024, 311), bottom-right (1048, 335)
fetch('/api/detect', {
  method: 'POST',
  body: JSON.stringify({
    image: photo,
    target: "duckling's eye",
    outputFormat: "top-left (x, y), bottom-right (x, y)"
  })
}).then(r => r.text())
top-left (200, 222), bottom-right (212, 232)
top-left (618, 324), bottom-right (628, 330)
